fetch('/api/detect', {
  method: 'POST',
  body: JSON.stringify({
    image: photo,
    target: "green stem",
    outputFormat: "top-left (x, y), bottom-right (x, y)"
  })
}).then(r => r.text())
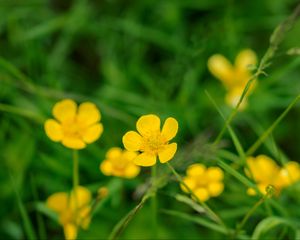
top-left (166, 162), bottom-right (228, 233)
top-left (151, 164), bottom-right (158, 239)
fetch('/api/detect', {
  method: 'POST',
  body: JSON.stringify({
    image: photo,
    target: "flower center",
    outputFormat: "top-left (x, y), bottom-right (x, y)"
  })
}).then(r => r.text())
top-left (62, 119), bottom-right (85, 139)
top-left (142, 132), bottom-right (166, 155)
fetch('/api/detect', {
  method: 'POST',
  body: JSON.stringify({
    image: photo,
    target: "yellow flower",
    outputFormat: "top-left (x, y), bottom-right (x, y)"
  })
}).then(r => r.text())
top-left (208, 49), bottom-right (257, 109)
top-left (46, 186), bottom-right (92, 240)
top-left (44, 99), bottom-right (103, 149)
top-left (100, 147), bottom-right (140, 178)
top-left (181, 164), bottom-right (224, 202)
top-left (277, 161), bottom-right (300, 187)
top-left (122, 114), bottom-right (178, 167)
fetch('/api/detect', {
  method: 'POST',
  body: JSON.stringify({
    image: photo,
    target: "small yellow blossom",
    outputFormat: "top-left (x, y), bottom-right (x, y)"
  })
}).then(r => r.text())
top-left (208, 49), bottom-right (257, 109)
top-left (181, 164), bottom-right (224, 202)
top-left (245, 155), bottom-right (300, 195)
top-left (122, 114), bottom-right (178, 167)
top-left (44, 99), bottom-right (103, 149)
top-left (97, 187), bottom-right (109, 199)
top-left (46, 186), bottom-right (92, 240)
top-left (100, 147), bottom-right (140, 178)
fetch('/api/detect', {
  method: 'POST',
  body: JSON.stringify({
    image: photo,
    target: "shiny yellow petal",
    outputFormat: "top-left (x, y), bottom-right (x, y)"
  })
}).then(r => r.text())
top-left (134, 153), bottom-right (156, 167)
top-left (63, 223), bottom-right (77, 240)
top-left (53, 99), bottom-right (77, 123)
top-left (194, 188), bottom-right (210, 202)
top-left (70, 186), bottom-right (91, 210)
top-left (78, 206), bottom-right (91, 229)
top-left (122, 131), bottom-right (142, 151)
top-left (77, 102), bottom-right (101, 126)
top-left (278, 161), bottom-right (300, 186)
top-left (158, 143), bottom-right (177, 163)
top-left (81, 123), bottom-right (103, 143)
top-left (208, 54), bottom-right (235, 87)
top-left (123, 150), bottom-right (138, 162)
top-left (62, 137), bottom-right (86, 149)
top-left (161, 117), bottom-right (178, 141)
top-left (106, 147), bottom-right (122, 159)
top-left (44, 119), bottom-right (63, 142)
top-left (235, 49), bottom-right (257, 72)
top-left (181, 177), bottom-right (196, 193)
top-left (187, 164), bottom-right (206, 177)
top-left (136, 114), bottom-right (161, 137)
top-left (225, 88), bottom-right (247, 110)
top-left (207, 182), bottom-right (224, 197)
top-left (100, 160), bottom-right (113, 176)
top-left (207, 167), bottom-right (224, 181)
top-left (46, 192), bottom-right (68, 213)
top-left (124, 165), bottom-right (140, 178)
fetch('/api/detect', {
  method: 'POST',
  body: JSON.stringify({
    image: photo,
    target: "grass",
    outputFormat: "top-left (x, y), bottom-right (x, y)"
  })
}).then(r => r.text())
top-left (1, 0), bottom-right (300, 239)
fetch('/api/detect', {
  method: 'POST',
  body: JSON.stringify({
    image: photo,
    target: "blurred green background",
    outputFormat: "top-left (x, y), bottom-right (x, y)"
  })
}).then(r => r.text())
top-left (1, 0), bottom-right (300, 239)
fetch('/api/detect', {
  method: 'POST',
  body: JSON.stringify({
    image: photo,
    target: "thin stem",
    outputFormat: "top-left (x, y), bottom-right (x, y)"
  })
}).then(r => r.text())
top-left (166, 162), bottom-right (228, 233)
top-left (151, 164), bottom-right (158, 239)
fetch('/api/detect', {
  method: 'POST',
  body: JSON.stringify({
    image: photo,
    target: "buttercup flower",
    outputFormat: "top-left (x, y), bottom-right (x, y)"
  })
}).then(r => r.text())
top-left (100, 147), bottom-right (140, 178)
top-left (122, 114), bottom-right (178, 167)
top-left (44, 99), bottom-right (103, 149)
top-left (208, 49), bottom-right (257, 109)
top-left (181, 164), bottom-right (224, 202)
top-left (245, 155), bottom-right (300, 195)
top-left (46, 186), bottom-right (92, 240)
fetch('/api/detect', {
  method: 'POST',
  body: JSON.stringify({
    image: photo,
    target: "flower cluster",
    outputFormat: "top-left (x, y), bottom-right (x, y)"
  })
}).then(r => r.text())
top-left (246, 155), bottom-right (300, 195)
top-left (45, 99), bottom-right (103, 149)
top-left (208, 49), bottom-right (257, 110)
top-left (100, 147), bottom-right (140, 178)
top-left (122, 114), bottom-right (178, 166)
top-left (46, 186), bottom-right (92, 240)
top-left (181, 164), bottom-right (224, 202)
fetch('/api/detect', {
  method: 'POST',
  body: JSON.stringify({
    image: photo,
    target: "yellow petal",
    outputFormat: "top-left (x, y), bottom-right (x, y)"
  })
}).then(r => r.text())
top-left (77, 102), bottom-right (101, 126)
top-left (122, 131), bottom-right (142, 151)
top-left (181, 177), bottom-right (196, 193)
top-left (225, 87), bottom-right (247, 110)
top-left (194, 188), bottom-right (210, 202)
top-left (78, 206), bottom-right (91, 229)
top-left (53, 99), bottom-right (77, 123)
top-left (81, 123), bottom-right (103, 143)
top-left (247, 188), bottom-right (257, 196)
top-left (134, 153), bottom-right (156, 167)
top-left (123, 150), bottom-right (138, 162)
top-left (70, 186), bottom-right (91, 210)
top-left (208, 54), bottom-right (235, 87)
top-left (207, 182), bottom-right (224, 197)
top-left (161, 117), bottom-right (178, 141)
top-left (106, 147), bottom-right (122, 159)
top-left (46, 192), bottom-right (68, 213)
top-left (207, 167), bottom-right (224, 181)
top-left (136, 114), bottom-right (161, 137)
top-left (44, 119), bottom-right (63, 142)
top-left (100, 160), bottom-right (113, 176)
top-left (158, 143), bottom-right (177, 163)
top-left (124, 164), bottom-right (140, 178)
top-left (62, 137), bottom-right (86, 149)
top-left (278, 161), bottom-right (300, 186)
top-left (187, 164), bottom-right (206, 177)
top-left (235, 49), bottom-right (257, 72)
top-left (63, 223), bottom-right (77, 240)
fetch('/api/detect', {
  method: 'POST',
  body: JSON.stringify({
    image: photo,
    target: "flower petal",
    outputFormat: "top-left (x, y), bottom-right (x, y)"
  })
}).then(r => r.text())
top-left (207, 167), bottom-right (224, 181)
top-left (161, 117), bottom-right (178, 141)
top-left (63, 223), bottom-right (77, 240)
top-left (124, 165), bottom-right (140, 178)
top-left (235, 49), bottom-right (257, 72)
top-left (81, 123), bottom-right (103, 144)
top-left (100, 160), bottom-right (113, 176)
top-left (44, 119), bottom-right (63, 142)
top-left (70, 186), bottom-right (91, 210)
top-left (77, 102), bottom-right (101, 126)
top-left (208, 54), bottom-right (235, 87)
top-left (158, 143), bottom-right (177, 163)
top-left (62, 137), bottom-right (86, 149)
top-left (46, 192), bottom-right (68, 213)
top-left (187, 164), bottom-right (206, 177)
top-left (207, 182), bottom-right (224, 197)
top-left (136, 114), bottom-right (160, 137)
top-left (194, 188), bottom-right (210, 202)
top-left (225, 87), bottom-right (247, 110)
top-left (134, 153), bottom-right (156, 167)
top-left (106, 147), bottom-right (122, 159)
top-left (123, 131), bottom-right (142, 151)
top-left (181, 177), bottom-right (196, 193)
top-left (53, 99), bottom-right (77, 123)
